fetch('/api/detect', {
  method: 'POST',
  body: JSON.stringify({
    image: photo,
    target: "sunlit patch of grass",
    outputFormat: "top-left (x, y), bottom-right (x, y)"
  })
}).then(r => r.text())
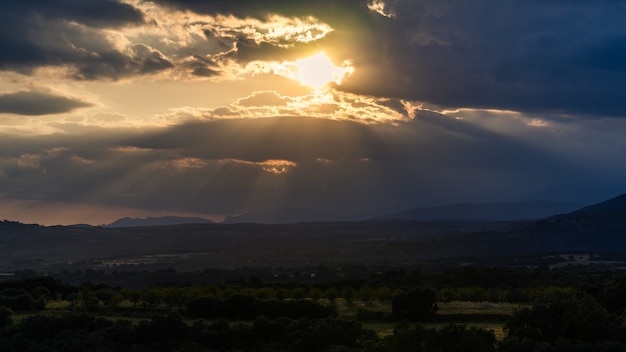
top-left (11, 313), bottom-right (34, 324)
top-left (347, 300), bottom-right (514, 340)
top-left (12, 299), bottom-right (513, 341)
top-left (437, 301), bottom-right (524, 315)
top-left (11, 310), bottom-right (68, 324)
top-left (331, 299), bottom-right (391, 318)
top-left (46, 300), bottom-right (71, 309)
top-left (364, 321), bottom-right (507, 340)
top-left (421, 322), bottom-right (507, 341)
top-left (95, 315), bottom-right (152, 324)
top-left (363, 322), bottom-right (395, 337)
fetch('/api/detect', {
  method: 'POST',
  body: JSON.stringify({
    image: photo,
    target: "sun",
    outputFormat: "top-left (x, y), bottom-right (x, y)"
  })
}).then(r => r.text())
top-left (288, 52), bottom-right (353, 88)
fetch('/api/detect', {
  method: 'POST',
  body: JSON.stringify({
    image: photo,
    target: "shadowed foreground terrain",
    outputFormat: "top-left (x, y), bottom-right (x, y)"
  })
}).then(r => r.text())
top-left (1, 220), bottom-right (523, 272)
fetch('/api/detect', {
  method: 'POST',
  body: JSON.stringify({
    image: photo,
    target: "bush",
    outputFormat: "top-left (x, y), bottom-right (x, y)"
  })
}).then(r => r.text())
top-left (187, 295), bottom-right (337, 320)
top-left (391, 288), bottom-right (438, 322)
top-left (356, 308), bottom-right (392, 321)
top-left (0, 306), bottom-right (12, 327)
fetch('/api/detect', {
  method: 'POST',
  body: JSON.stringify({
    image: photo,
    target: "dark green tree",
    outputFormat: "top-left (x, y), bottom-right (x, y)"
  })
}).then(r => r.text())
top-left (326, 287), bottom-right (339, 303)
top-left (0, 305), bottom-right (12, 327)
top-left (391, 288), bottom-right (438, 322)
top-left (96, 288), bottom-right (120, 307)
top-left (79, 287), bottom-right (100, 311)
top-left (342, 287), bottom-right (358, 305)
top-left (505, 293), bottom-right (623, 345)
top-left (121, 288), bottom-right (142, 307)
top-left (359, 285), bottom-right (374, 304)
top-left (66, 292), bottom-right (80, 306)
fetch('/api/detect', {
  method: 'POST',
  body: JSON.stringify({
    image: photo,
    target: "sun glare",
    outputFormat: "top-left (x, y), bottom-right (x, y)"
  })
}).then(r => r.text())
top-left (288, 52), bottom-right (353, 88)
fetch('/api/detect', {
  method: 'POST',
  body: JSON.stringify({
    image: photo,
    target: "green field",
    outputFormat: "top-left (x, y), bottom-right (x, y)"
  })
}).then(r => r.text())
top-left (9, 298), bottom-right (518, 341)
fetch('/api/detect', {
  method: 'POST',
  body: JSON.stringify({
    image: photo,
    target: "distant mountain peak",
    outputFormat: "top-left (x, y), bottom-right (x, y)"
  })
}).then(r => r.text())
top-left (106, 216), bottom-right (213, 228)
top-left (222, 207), bottom-right (349, 224)
top-left (575, 193), bottom-right (626, 214)
top-left (375, 200), bottom-right (586, 221)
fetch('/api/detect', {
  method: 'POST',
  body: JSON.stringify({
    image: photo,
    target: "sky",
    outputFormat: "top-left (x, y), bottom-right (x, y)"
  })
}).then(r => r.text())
top-left (1, 0), bottom-right (626, 225)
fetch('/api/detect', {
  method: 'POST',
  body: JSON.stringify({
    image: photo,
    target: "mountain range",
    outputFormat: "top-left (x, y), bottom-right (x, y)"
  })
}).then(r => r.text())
top-left (106, 200), bottom-right (586, 227)
top-left (1, 193), bottom-right (625, 272)
top-left (372, 200), bottom-right (584, 222)
top-left (221, 207), bottom-right (350, 224)
top-left (106, 216), bottom-right (214, 228)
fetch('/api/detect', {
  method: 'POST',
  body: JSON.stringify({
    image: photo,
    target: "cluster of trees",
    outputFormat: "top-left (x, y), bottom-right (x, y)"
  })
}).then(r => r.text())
top-left (0, 311), bottom-right (497, 352)
top-left (391, 289), bottom-right (439, 322)
top-left (4, 268), bottom-right (626, 351)
top-left (0, 289), bottom-right (46, 311)
top-left (186, 295), bottom-right (337, 320)
top-left (41, 263), bottom-right (602, 293)
top-left (70, 283), bottom-right (397, 311)
top-left (2, 275), bottom-right (591, 314)
top-left (501, 293), bottom-right (626, 351)
top-left (0, 276), bottom-right (68, 311)
top-left (391, 323), bottom-right (497, 352)
top-left (437, 285), bottom-right (579, 303)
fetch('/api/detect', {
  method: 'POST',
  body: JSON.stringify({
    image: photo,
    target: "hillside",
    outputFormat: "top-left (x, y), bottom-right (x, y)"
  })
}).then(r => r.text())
top-left (457, 193), bottom-right (626, 256)
top-left (106, 216), bottom-right (213, 228)
top-left (377, 201), bottom-right (584, 221)
top-left (221, 207), bottom-right (349, 224)
top-left (0, 219), bottom-right (518, 272)
top-left (2, 193), bottom-right (626, 272)
top-left (573, 193), bottom-right (626, 214)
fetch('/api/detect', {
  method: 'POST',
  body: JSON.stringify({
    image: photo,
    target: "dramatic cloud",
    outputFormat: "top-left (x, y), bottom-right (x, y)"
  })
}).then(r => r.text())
top-left (6, 1), bottom-right (145, 28)
top-left (146, 0), bottom-right (368, 22)
top-left (1, 0), bottom-right (626, 225)
top-left (2, 114), bottom-right (625, 224)
top-left (339, 1), bottom-right (626, 117)
top-left (0, 91), bottom-right (92, 116)
top-left (190, 89), bottom-right (410, 123)
top-left (0, 0), bottom-right (152, 78)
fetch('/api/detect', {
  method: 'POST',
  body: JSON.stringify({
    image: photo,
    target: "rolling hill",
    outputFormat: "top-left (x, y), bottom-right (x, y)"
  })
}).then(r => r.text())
top-left (375, 201), bottom-right (585, 221)
top-left (221, 207), bottom-right (350, 224)
top-left (106, 216), bottom-right (213, 228)
top-left (1, 193), bottom-right (626, 273)
top-left (454, 193), bottom-right (626, 257)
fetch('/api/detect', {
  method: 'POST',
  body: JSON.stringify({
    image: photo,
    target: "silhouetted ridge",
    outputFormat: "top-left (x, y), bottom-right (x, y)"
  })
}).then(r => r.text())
top-left (222, 207), bottom-right (348, 224)
top-left (574, 193), bottom-right (626, 214)
top-left (106, 216), bottom-right (213, 228)
top-left (376, 201), bottom-right (584, 221)
top-left (0, 220), bottom-right (42, 231)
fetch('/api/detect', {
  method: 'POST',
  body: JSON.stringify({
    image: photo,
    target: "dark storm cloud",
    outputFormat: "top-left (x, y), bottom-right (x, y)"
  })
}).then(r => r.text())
top-left (0, 0), bottom-right (173, 79)
top-left (0, 91), bottom-right (92, 116)
top-left (71, 44), bottom-right (174, 80)
top-left (338, 0), bottom-right (626, 117)
top-left (148, 0), bottom-right (367, 21)
top-left (2, 1), bottom-right (144, 28)
top-left (0, 0), bottom-right (144, 34)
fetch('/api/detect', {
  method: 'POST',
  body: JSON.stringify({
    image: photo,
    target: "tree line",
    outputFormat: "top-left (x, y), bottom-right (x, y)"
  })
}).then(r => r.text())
top-left (3, 267), bottom-right (626, 351)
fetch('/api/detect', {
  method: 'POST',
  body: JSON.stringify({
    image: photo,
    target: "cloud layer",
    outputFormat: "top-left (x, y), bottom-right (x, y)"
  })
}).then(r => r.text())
top-left (1, 0), bottom-right (626, 224)
top-left (0, 91), bottom-right (92, 115)
top-left (2, 114), bottom-right (625, 222)
top-left (2, 0), bottom-right (626, 115)
top-left (336, 1), bottom-right (626, 117)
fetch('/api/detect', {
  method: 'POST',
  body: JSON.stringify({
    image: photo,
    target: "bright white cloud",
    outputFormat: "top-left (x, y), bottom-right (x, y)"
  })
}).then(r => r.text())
top-left (197, 89), bottom-right (416, 123)
top-left (118, 1), bottom-right (335, 79)
top-left (368, 0), bottom-right (395, 18)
